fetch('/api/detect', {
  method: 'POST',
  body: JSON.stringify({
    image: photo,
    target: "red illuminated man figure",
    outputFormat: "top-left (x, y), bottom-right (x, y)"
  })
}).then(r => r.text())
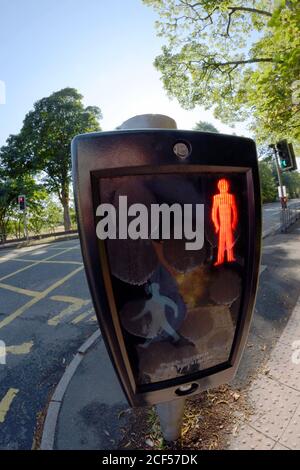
top-left (212, 178), bottom-right (238, 266)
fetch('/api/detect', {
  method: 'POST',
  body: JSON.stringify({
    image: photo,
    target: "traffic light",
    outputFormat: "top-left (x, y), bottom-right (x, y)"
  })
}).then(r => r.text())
top-left (288, 142), bottom-right (298, 171)
top-left (18, 195), bottom-right (26, 211)
top-left (276, 140), bottom-right (296, 171)
top-left (72, 129), bottom-right (261, 406)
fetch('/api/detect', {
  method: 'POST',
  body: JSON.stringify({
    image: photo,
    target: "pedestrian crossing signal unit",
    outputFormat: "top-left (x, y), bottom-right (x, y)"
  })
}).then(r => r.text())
top-left (72, 129), bottom-right (261, 406)
top-left (276, 140), bottom-right (297, 172)
top-left (288, 142), bottom-right (297, 171)
top-left (18, 195), bottom-right (26, 211)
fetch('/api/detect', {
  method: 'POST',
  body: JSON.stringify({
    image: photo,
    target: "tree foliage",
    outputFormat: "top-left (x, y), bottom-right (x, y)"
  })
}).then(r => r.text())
top-left (282, 168), bottom-right (300, 198)
top-left (258, 160), bottom-right (278, 202)
top-left (143, 0), bottom-right (300, 145)
top-left (0, 88), bottom-right (102, 231)
top-left (0, 174), bottom-right (46, 241)
top-left (27, 199), bottom-right (64, 236)
top-left (194, 120), bottom-right (219, 132)
top-left (259, 156), bottom-right (300, 202)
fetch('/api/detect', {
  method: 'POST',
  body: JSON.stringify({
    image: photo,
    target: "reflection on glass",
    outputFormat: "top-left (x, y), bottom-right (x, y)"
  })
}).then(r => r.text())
top-left (98, 174), bottom-right (245, 385)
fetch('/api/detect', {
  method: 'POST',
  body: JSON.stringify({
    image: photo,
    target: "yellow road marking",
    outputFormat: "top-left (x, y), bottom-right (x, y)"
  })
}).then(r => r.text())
top-left (0, 282), bottom-right (39, 298)
top-left (48, 297), bottom-right (90, 326)
top-left (51, 295), bottom-right (87, 304)
top-left (88, 315), bottom-right (97, 323)
top-left (0, 341), bottom-right (33, 360)
top-left (0, 246), bottom-right (77, 283)
top-left (0, 266), bottom-right (84, 330)
top-left (6, 341), bottom-right (33, 355)
top-left (0, 388), bottom-right (19, 423)
top-left (10, 258), bottom-right (82, 266)
top-left (44, 246), bottom-right (77, 249)
top-left (71, 308), bottom-right (94, 325)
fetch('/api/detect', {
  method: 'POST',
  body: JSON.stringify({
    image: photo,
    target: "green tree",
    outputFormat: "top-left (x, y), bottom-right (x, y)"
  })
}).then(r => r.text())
top-left (0, 175), bottom-right (46, 241)
top-left (1, 88), bottom-right (102, 231)
top-left (282, 170), bottom-right (300, 198)
top-left (258, 160), bottom-right (278, 202)
top-left (0, 180), bottom-right (15, 241)
top-left (28, 205), bottom-right (47, 236)
top-left (194, 121), bottom-right (219, 133)
top-left (266, 157), bottom-right (300, 199)
top-left (26, 201), bottom-right (59, 236)
top-left (143, 0), bottom-right (300, 145)
top-left (69, 206), bottom-right (78, 229)
top-left (44, 201), bottom-right (63, 233)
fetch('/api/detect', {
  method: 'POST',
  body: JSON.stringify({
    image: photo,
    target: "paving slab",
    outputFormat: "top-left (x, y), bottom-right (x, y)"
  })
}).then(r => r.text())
top-left (273, 442), bottom-right (290, 450)
top-left (230, 289), bottom-right (300, 449)
top-left (279, 402), bottom-right (300, 450)
top-left (247, 375), bottom-right (300, 440)
top-left (228, 422), bottom-right (275, 450)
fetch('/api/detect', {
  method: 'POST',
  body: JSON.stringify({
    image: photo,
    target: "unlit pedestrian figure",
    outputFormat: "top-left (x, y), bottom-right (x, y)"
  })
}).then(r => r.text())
top-left (131, 282), bottom-right (180, 343)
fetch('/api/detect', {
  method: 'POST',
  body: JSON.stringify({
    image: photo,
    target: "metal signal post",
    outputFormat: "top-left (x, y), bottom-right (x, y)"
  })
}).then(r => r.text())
top-left (18, 195), bottom-right (29, 241)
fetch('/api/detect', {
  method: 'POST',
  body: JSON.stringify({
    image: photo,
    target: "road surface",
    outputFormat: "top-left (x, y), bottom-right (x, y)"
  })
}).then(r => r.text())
top-left (0, 239), bottom-right (97, 449)
top-left (262, 199), bottom-right (300, 235)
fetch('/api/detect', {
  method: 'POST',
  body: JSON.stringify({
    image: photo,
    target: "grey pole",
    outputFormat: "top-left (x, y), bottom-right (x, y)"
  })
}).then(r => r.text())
top-left (119, 113), bottom-right (186, 442)
top-left (273, 145), bottom-right (284, 200)
top-left (24, 209), bottom-right (29, 241)
top-left (156, 399), bottom-right (185, 442)
top-left (271, 144), bottom-right (287, 230)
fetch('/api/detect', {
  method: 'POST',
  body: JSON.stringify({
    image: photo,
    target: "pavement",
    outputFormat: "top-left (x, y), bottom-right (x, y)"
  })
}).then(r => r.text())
top-left (0, 231), bottom-right (78, 251)
top-left (228, 221), bottom-right (300, 450)
top-left (40, 215), bottom-right (300, 450)
top-left (42, 331), bottom-right (129, 450)
top-left (229, 295), bottom-right (300, 450)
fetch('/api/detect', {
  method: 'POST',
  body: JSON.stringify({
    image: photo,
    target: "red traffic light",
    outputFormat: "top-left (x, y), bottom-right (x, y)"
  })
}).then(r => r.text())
top-left (18, 195), bottom-right (26, 210)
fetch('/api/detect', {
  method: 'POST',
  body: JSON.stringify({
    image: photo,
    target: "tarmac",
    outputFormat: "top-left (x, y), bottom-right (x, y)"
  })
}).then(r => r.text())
top-left (40, 222), bottom-right (300, 451)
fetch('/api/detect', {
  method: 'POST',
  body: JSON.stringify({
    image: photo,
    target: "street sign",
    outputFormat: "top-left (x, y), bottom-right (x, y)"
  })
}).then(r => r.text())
top-left (72, 129), bottom-right (261, 406)
top-left (278, 186), bottom-right (287, 198)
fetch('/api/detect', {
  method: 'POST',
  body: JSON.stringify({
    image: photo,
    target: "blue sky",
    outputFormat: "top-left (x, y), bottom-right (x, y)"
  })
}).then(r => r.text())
top-left (0, 0), bottom-right (248, 148)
